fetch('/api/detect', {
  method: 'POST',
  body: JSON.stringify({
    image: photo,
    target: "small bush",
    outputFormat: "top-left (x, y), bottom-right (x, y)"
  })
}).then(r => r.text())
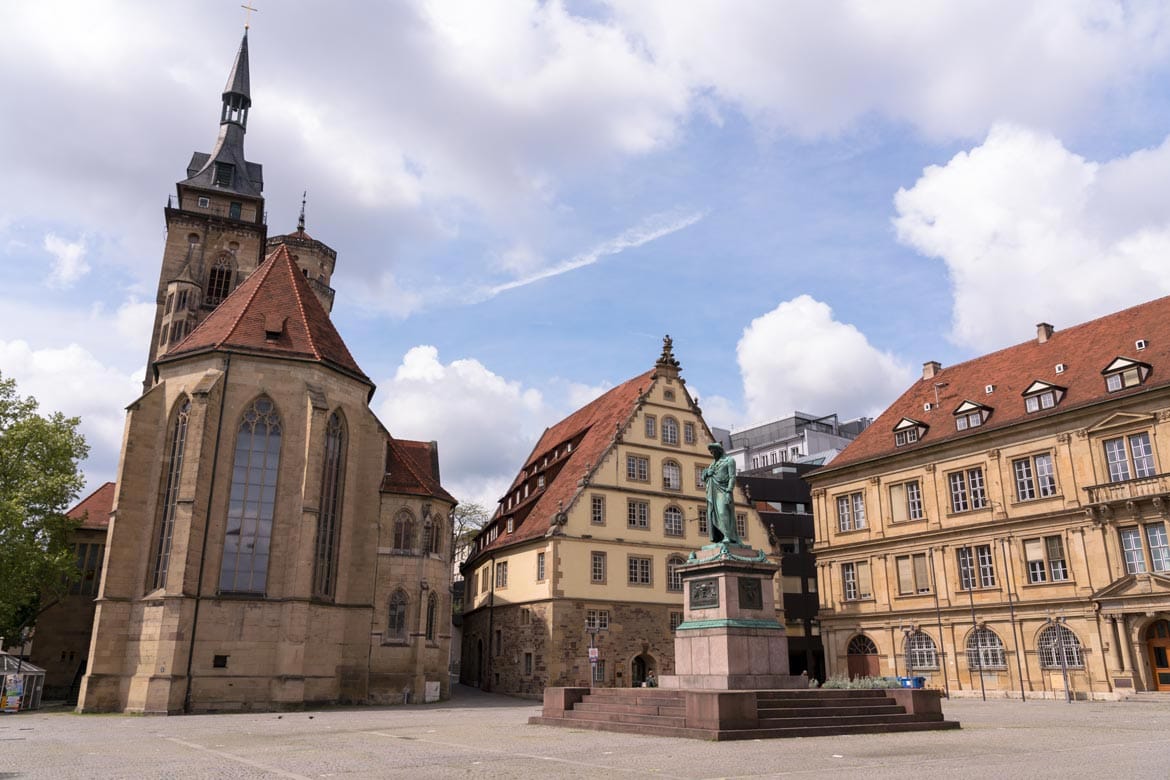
top-left (821, 675), bottom-right (902, 689)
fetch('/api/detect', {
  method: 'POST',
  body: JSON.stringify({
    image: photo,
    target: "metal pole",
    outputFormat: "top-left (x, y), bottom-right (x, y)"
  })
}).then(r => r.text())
top-left (999, 537), bottom-right (1026, 701)
top-left (966, 561), bottom-right (986, 701)
top-left (928, 550), bottom-right (949, 698)
top-left (1054, 618), bottom-right (1072, 703)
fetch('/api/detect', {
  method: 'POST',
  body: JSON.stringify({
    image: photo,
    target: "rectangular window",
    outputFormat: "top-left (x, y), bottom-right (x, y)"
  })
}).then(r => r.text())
top-left (698, 507), bottom-right (708, 536)
top-left (890, 481), bottom-right (925, 523)
top-left (1148, 523), bottom-right (1170, 572)
top-left (214, 162), bottom-right (235, 187)
top-left (495, 561), bottom-right (508, 588)
top-left (591, 495), bottom-right (605, 525)
top-left (695, 465), bottom-right (705, 489)
top-left (684, 422), bottom-right (696, 445)
top-left (1013, 453), bottom-right (1057, 501)
top-left (536, 551), bottom-right (546, 581)
top-left (645, 415), bottom-right (657, 438)
top-left (735, 512), bottom-right (747, 540)
top-left (1121, 527), bottom-right (1147, 574)
top-left (626, 455), bottom-right (649, 482)
top-left (197, 196), bottom-right (210, 208)
top-left (69, 543), bottom-right (105, 596)
top-left (663, 461), bottom-right (681, 490)
top-left (165, 292), bottom-right (174, 315)
top-left (957, 544), bottom-right (995, 589)
top-left (894, 427), bottom-right (919, 446)
top-left (520, 607), bottom-right (531, 625)
top-left (1024, 536), bottom-right (1069, 583)
top-left (1105, 432), bottom-right (1156, 483)
top-left (627, 555), bottom-right (652, 585)
top-left (895, 553), bottom-right (931, 595)
top-left (627, 500), bottom-right (649, 528)
top-left (841, 560), bottom-right (872, 601)
top-left (523, 652), bottom-right (533, 676)
top-left (585, 608), bottom-right (610, 630)
top-left (591, 551), bottom-right (606, 584)
top-left (593, 659), bottom-right (606, 683)
top-left (948, 467), bottom-right (988, 513)
top-left (836, 491), bottom-right (866, 532)
top-left (1106, 367), bottom-right (1143, 392)
top-left (670, 611), bottom-right (684, 631)
top-left (228, 201), bottom-right (242, 220)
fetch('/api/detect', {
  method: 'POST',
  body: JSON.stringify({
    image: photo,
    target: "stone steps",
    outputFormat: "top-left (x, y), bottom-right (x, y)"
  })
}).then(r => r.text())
top-left (531, 687), bottom-right (960, 741)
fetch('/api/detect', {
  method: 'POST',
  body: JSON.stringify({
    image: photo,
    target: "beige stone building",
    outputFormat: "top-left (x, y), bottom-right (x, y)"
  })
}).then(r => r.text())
top-left (460, 340), bottom-right (772, 694)
top-left (808, 297), bottom-right (1170, 698)
top-left (78, 31), bottom-right (455, 714)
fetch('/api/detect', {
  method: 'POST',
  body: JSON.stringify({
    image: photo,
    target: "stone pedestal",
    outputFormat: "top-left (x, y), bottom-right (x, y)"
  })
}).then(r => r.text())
top-left (660, 543), bottom-right (806, 690)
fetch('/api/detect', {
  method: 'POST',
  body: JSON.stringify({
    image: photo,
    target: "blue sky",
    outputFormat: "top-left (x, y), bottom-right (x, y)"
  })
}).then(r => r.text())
top-left (5, 1), bottom-right (1170, 506)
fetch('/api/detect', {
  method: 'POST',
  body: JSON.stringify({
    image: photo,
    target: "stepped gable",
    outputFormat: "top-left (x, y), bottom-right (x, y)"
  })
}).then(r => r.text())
top-left (480, 368), bottom-right (655, 554)
top-left (161, 244), bottom-right (369, 385)
top-left (67, 482), bottom-right (116, 530)
top-left (381, 436), bottom-right (455, 503)
top-left (820, 294), bottom-right (1170, 473)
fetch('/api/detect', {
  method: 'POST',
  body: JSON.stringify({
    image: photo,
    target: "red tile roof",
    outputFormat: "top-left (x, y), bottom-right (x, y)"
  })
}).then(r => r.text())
top-left (67, 482), bottom-right (115, 530)
top-left (474, 368), bottom-right (656, 556)
top-left (818, 294), bottom-right (1170, 473)
top-left (161, 244), bottom-right (368, 385)
top-left (381, 437), bottom-right (455, 503)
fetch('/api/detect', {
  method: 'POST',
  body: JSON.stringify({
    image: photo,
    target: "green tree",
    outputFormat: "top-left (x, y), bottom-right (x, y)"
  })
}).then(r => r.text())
top-left (451, 501), bottom-right (490, 560)
top-left (0, 373), bottom-right (89, 644)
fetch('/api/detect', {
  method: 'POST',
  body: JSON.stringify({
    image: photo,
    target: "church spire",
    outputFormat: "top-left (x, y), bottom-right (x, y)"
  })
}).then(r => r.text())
top-left (220, 30), bottom-right (252, 129)
top-left (298, 190), bottom-right (307, 233)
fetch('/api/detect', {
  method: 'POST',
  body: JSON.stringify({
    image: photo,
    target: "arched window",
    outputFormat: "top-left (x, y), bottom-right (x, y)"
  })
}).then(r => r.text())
top-left (205, 254), bottom-right (235, 307)
top-left (219, 397), bottom-right (281, 593)
top-left (422, 520), bottom-right (435, 554)
top-left (393, 510), bottom-right (414, 552)
top-left (966, 627), bottom-right (1007, 670)
top-left (312, 411), bottom-right (346, 599)
top-left (666, 554), bottom-right (686, 592)
top-left (906, 631), bottom-right (939, 670)
top-left (663, 505), bottom-right (684, 537)
top-left (150, 397), bottom-right (190, 591)
top-left (430, 517), bottom-right (443, 555)
top-left (663, 459), bottom-right (681, 491)
top-left (662, 416), bottom-right (679, 446)
top-left (387, 590), bottom-right (409, 641)
top-left (425, 592), bottom-right (438, 641)
top-left (1038, 624), bottom-right (1084, 668)
top-left (847, 635), bottom-right (878, 655)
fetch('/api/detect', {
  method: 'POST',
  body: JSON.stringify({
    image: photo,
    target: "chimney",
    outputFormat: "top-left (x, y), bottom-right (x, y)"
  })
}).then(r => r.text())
top-left (1036, 322), bottom-right (1054, 343)
top-left (922, 361), bottom-right (942, 380)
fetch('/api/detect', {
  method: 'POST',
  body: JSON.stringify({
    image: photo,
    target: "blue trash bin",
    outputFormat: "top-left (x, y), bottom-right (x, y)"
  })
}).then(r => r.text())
top-left (911, 676), bottom-right (926, 689)
top-left (898, 676), bottom-right (912, 688)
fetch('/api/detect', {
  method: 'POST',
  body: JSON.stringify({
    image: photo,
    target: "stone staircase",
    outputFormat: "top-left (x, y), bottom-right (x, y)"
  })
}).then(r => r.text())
top-left (531, 687), bottom-right (961, 741)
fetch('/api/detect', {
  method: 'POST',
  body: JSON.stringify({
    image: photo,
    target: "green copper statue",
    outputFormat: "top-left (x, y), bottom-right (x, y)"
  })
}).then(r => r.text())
top-left (702, 442), bottom-right (742, 545)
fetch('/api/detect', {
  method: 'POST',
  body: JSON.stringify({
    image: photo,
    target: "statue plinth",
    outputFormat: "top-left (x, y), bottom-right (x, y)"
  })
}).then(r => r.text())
top-left (659, 543), bottom-right (806, 690)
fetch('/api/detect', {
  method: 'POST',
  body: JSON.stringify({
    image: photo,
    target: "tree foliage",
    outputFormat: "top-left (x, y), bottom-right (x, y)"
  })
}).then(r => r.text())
top-left (0, 373), bottom-right (89, 643)
top-left (450, 501), bottom-right (490, 558)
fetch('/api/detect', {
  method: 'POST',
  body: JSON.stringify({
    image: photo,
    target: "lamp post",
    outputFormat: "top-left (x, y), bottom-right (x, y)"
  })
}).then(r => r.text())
top-left (1046, 614), bottom-right (1072, 703)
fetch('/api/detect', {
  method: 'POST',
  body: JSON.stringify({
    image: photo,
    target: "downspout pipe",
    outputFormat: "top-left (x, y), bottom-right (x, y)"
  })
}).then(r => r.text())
top-left (183, 353), bottom-right (231, 714)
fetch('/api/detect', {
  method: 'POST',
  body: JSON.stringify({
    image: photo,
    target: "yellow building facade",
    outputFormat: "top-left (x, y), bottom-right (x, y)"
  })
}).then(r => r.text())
top-left (808, 302), bottom-right (1170, 698)
top-left (460, 340), bottom-right (772, 694)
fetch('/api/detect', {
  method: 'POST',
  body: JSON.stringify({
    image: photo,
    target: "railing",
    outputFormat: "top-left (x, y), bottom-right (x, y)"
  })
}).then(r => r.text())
top-left (307, 277), bottom-right (335, 308)
top-left (1084, 472), bottom-right (1170, 505)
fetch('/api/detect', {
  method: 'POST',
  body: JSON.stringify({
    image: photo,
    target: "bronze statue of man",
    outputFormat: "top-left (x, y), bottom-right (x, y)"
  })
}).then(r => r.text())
top-left (702, 442), bottom-right (741, 545)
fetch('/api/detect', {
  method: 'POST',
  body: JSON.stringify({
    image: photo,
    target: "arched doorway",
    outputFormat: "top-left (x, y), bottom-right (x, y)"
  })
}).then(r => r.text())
top-left (1146, 619), bottom-right (1170, 691)
top-left (846, 634), bottom-right (880, 679)
top-left (631, 654), bottom-right (656, 687)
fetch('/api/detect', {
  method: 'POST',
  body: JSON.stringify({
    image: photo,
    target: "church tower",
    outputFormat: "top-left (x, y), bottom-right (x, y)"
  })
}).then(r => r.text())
top-left (143, 30), bottom-right (268, 387)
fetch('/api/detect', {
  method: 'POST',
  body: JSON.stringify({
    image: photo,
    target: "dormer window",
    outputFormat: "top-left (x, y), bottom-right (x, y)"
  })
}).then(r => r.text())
top-left (214, 162), bottom-right (235, 187)
top-left (953, 401), bottom-right (991, 431)
top-left (1103, 357), bottom-right (1150, 393)
top-left (893, 417), bottom-right (927, 447)
top-left (1022, 381), bottom-right (1065, 413)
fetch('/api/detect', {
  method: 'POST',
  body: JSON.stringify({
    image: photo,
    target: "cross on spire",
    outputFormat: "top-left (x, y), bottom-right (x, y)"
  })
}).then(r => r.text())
top-left (241, 3), bottom-right (259, 30)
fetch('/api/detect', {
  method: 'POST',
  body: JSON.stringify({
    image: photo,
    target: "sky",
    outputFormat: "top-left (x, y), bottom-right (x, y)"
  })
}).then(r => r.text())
top-left (5, 1), bottom-right (1170, 509)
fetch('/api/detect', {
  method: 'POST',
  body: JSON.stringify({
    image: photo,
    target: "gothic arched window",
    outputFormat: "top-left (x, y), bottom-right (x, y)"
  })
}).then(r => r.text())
top-left (388, 590), bottom-right (409, 641)
top-left (219, 397), bottom-right (281, 593)
top-left (430, 516), bottom-right (443, 555)
top-left (150, 397), bottom-right (190, 591)
top-left (205, 254), bottom-right (235, 307)
top-left (425, 592), bottom-right (438, 641)
top-left (393, 510), bottom-right (415, 552)
top-left (312, 410), bottom-right (346, 599)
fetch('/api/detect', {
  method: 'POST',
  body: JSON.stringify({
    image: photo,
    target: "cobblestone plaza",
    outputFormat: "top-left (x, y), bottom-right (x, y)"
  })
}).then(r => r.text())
top-left (3, 687), bottom-right (1169, 778)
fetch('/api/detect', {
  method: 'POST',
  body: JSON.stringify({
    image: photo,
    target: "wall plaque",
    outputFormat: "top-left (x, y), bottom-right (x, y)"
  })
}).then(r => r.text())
top-left (689, 578), bottom-right (719, 609)
top-left (738, 577), bottom-right (762, 610)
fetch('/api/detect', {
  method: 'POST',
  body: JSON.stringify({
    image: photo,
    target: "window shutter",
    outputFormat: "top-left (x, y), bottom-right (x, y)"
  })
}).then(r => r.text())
top-left (1024, 539), bottom-right (1044, 562)
top-left (896, 556), bottom-right (913, 594)
top-left (890, 484), bottom-right (908, 524)
top-left (858, 561), bottom-right (873, 597)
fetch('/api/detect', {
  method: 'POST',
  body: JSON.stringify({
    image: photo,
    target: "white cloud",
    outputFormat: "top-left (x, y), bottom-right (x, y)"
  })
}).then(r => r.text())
top-left (44, 233), bottom-right (90, 287)
top-left (613, 1), bottom-right (1170, 139)
top-left (0, 340), bottom-right (140, 494)
top-left (736, 295), bottom-right (913, 421)
top-left (894, 123), bottom-right (1170, 352)
top-left (377, 346), bottom-right (551, 507)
